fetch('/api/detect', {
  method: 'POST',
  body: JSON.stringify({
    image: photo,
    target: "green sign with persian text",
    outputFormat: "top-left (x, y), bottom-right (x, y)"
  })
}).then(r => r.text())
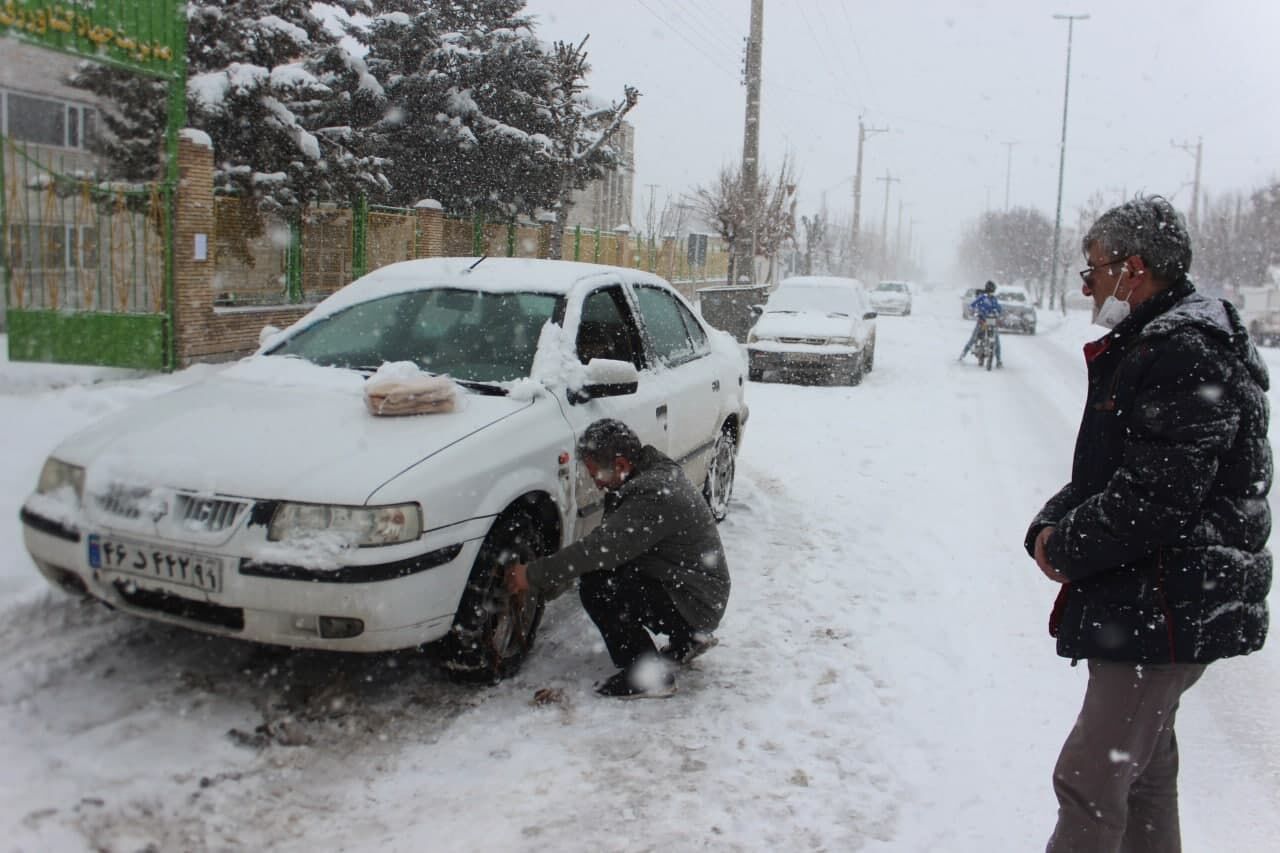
top-left (0, 0), bottom-right (183, 78)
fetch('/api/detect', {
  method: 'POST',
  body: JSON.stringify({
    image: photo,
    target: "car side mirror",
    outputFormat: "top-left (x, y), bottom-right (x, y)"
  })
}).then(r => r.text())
top-left (750, 304), bottom-right (765, 318)
top-left (863, 311), bottom-right (878, 320)
top-left (568, 358), bottom-right (640, 405)
top-left (259, 324), bottom-right (283, 349)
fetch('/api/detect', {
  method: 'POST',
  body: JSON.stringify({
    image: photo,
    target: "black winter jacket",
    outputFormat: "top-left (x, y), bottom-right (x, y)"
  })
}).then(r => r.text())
top-left (1025, 279), bottom-right (1272, 663)
top-left (526, 446), bottom-right (730, 631)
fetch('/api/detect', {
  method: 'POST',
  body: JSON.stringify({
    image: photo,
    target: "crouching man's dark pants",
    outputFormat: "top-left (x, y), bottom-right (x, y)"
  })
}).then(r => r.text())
top-left (1047, 659), bottom-right (1207, 853)
top-left (579, 566), bottom-right (694, 669)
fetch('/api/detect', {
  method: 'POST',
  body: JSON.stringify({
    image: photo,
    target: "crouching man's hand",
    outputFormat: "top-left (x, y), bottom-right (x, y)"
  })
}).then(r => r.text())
top-left (1033, 527), bottom-right (1068, 584)
top-left (506, 562), bottom-right (530, 596)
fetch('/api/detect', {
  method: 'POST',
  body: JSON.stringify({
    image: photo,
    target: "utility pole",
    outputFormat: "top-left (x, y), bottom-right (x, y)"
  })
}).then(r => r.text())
top-left (1172, 137), bottom-right (1203, 231)
top-left (851, 116), bottom-right (888, 274)
top-left (894, 199), bottom-right (904, 278)
top-left (735, 0), bottom-right (764, 286)
top-left (875, 170), bottom-right (899, 280)
top-left (1003, 140), bottom-right (1017, 210)
top-left (1049, 13), bottom-right (1089, 314)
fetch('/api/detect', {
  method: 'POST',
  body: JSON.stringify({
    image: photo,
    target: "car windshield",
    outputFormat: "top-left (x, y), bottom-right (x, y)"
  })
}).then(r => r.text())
top-left (765, 286), bottom-right (858, 316)
top-left (876, 282), bottom-right (907, 292)
top-left (998, 291), bottom-right (1027, 303)
top-left (268, 288), bottom-right (563, 382)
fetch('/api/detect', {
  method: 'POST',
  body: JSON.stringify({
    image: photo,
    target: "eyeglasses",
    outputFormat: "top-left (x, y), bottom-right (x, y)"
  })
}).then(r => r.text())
top-left (1078, 259), bottom-right (1128, 284)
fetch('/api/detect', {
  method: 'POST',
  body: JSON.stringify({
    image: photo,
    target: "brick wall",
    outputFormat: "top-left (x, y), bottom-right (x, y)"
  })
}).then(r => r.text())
top-left (173, 137), bottom-right (309, 366)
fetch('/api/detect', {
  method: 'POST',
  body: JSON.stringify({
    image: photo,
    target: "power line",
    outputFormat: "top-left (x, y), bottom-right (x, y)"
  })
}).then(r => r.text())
top-left (838, 1), bottom-right (877, 110)
top-left (631, 0), bottom-right (742, 81)
top-left (794, 3), bottom-right (855, 98)
top-left (812, 0), bottom-right (865, 104)
top-left (649, 0), bottom-right (743, 69)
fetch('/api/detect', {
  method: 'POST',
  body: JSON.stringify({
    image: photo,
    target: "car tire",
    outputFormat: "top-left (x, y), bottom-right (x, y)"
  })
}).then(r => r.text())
top-left (703, 426), bottom-right (737, 523)
top-left (847, 356), bottom-right (864, 386)
top-left (864, 339), bottom-right (875, 373)
top-left (439, 508), bottom-right (547, 682)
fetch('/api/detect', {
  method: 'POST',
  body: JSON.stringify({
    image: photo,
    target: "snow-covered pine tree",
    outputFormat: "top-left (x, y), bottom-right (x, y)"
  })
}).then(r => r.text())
top-left (360, 0), bottom-right (562, 219)
top-left (186, 0), bottom-right (387, 215)
top-left (67, 64), bottom-right (168, 183)
top-left (73, 1), bottom-right (387, 215)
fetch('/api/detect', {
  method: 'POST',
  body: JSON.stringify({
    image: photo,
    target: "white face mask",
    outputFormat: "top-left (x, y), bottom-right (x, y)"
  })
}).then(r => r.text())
top-left (1092, 269), bottom-right (1132, 330)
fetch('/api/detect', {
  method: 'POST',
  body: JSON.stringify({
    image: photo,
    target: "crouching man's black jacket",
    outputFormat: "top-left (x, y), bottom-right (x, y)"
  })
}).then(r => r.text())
top-left (1025, 279), bottom-right (1272, 663)
top-left (527, 446), bottom-right (730, 632)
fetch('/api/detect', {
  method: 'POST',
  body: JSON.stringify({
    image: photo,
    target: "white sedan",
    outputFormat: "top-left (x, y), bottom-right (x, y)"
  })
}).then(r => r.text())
top-left (869, 280), bottom-right (913, 315)
top-left (20, 258), bottom-right (749, 680)
top-left (746, 276), bottom-right (878, 385)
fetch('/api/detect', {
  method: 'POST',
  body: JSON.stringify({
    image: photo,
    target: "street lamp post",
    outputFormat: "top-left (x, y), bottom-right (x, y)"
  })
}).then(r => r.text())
top-left (1049, 13), bottom-right (1088, 314)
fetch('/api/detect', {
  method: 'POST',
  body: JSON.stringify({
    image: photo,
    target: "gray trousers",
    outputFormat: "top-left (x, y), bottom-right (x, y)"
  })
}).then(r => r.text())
top-left (1046, 659), bottom-right (1207, 853)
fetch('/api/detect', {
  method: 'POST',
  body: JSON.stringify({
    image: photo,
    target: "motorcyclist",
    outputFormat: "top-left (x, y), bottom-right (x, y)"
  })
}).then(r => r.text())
top-left (958, 281), bottom-right (1003, 366)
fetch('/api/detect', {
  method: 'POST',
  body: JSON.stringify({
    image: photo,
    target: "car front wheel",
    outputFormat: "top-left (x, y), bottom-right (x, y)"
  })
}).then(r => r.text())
top-left (703, 427), bottom-right (737, 522)
top-left (439, 508), bottom-right (547, 682)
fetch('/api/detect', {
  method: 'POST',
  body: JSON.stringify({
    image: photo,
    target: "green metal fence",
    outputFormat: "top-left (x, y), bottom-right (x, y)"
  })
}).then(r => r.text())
top-left (1, 0), bottom-right (186, 370)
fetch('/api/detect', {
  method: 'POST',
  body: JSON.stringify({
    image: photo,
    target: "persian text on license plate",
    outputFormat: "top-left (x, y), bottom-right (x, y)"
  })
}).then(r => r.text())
top-left (88, 534), bottom-right (223, 593)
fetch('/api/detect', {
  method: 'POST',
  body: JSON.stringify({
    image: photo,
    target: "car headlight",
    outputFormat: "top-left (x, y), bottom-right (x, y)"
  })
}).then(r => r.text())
top-left (268, 502), bottom-right (423, 546)
top-left (829, 336), bottom-right (856, 346)
top-left (37, 458), bottom-right (85, 501)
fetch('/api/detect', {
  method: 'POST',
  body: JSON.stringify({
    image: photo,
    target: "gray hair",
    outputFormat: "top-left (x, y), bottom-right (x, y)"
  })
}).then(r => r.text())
top-left (1082, 194), bottom-right (1192, 282)
top-left (577, 418), bottom-right (642, 466)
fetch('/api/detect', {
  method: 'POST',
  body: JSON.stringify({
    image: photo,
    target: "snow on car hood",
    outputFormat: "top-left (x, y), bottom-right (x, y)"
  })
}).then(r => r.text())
top-left (53, 357), bottom-right (534, 505)
top-left (751, 311), bottom-right (856, 341)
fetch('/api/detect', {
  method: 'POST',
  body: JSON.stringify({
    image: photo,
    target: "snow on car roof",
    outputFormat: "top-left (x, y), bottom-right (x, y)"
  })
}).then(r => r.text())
top-left (289, 257), bottom-right (673, 329)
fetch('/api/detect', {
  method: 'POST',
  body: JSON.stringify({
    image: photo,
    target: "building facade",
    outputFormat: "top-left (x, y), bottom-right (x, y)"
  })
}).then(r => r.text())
top-left (563, 121), bottom-right (634, 235)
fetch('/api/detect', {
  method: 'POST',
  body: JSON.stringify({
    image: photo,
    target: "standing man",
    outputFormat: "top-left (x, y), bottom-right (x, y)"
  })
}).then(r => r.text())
top-left (507, 419), bottom-right (730, 699)
top-left (1026, 195), bottom-right (1271, 851)
top-left (959, 280), bottom-right (1004, 366)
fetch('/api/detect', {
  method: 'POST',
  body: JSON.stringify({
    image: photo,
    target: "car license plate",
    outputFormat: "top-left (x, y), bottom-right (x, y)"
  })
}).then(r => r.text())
top-left (88, 534), bottom-right (223, 593)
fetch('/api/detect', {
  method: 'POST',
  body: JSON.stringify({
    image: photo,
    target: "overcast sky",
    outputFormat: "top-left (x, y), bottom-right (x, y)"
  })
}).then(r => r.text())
top-left (523, 0), bottom-right (1280, 280)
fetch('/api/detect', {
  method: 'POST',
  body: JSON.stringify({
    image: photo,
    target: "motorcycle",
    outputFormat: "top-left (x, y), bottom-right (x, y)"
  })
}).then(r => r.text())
top-left (972, 318), bottom-right (997, 371)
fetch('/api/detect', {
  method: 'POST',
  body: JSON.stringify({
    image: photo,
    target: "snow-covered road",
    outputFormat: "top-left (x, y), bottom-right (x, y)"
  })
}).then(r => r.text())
top-left (2, 290), bottom-right (1277, 852)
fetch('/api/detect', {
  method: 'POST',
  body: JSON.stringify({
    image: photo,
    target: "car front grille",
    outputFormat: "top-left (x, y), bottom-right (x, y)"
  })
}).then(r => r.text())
top-left (173, 495), bottom-right (246, 533)
top-left (777, 336), bottom-right (828, 345)
top-left (94, 484), bottom-right (247, 534)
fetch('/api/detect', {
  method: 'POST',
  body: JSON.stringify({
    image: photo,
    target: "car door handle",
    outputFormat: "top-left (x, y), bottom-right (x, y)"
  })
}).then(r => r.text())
top-left (711, 380), bottom-right (720, 391)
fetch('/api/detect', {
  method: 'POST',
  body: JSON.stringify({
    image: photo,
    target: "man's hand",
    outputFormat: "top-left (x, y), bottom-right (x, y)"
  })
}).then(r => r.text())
top-left (1034, 526), bottom-right (1069, 583)
top-left (506, 562), bottom-right (530, 596)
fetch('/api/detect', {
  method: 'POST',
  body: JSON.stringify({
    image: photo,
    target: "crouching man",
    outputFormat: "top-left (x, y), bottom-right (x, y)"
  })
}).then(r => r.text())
top-left (507, 418), bottom-right (731, 699)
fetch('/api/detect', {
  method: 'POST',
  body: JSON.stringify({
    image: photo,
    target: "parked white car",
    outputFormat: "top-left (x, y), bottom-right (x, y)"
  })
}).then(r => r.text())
top-left (746, 276), bottom-right (877, 384)
top-left (20, 258), bottom-right (749, 679)
top-left (869, 280), bottom-right (913, 315)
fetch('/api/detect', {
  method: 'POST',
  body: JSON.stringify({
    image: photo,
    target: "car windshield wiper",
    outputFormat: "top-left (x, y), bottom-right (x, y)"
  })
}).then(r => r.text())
top-left (454, 379), bottom-right (509, 396)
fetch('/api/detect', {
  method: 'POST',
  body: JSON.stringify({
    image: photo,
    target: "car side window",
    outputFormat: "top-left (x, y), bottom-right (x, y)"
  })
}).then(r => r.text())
top-left (677, 300), bottom-right (710, 353)
top-left (576, 286), bottom-right (646, 369)
top-left (634, 285), bottom-right (698, 366)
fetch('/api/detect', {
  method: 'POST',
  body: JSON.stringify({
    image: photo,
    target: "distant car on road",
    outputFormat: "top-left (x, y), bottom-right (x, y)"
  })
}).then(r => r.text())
top-left (1249, 310), bottom-right (1280, 347)
top-left (19, 258), bottom-right (749, 680)
top-left (995, 285), bottom-right (1037, 334)
top-left (746, 275), bottom-right (877, 385)
top-left (870, 280), bottom-right (913, 315)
